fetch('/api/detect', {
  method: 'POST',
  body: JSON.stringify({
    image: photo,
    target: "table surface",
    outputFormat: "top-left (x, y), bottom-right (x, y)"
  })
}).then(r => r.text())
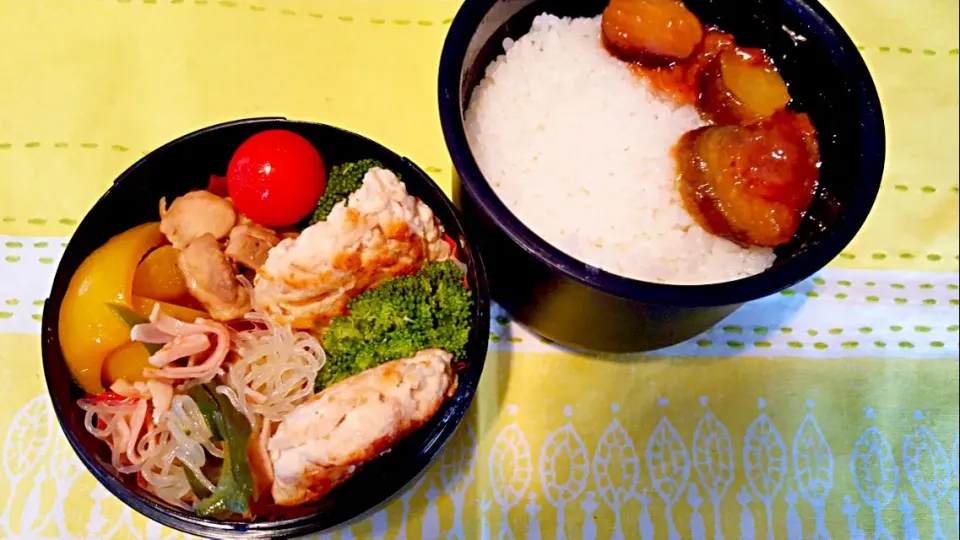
top-left (0, 0), bottom-right (957, 539)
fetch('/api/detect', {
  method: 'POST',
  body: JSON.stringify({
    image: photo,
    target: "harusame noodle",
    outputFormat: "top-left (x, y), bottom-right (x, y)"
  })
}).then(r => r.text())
top-left (80, 302), bottom-right (325, 509)
top-left (63, 149), bottom-right (469, 517)
top-left (218, 278), bottom-right (325, 424)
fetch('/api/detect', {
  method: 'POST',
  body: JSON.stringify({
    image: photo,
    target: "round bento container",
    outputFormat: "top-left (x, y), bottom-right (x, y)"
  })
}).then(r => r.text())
top-left (41, 117), bottom-right (491, 539)
top-left (438, 0), bottom-right (885, 352)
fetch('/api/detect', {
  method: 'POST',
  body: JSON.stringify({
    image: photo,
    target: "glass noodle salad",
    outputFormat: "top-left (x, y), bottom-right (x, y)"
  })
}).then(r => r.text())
top-left (59, 129), bottom-right (472, 518)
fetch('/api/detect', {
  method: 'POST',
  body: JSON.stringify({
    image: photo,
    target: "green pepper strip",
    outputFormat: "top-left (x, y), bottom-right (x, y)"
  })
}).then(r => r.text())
top-left (189, 384), bottom-right (254, 518)
top-left (106, 303), bottom-right (162, 355)
top-left (187, 385), bottom-right (224, 442)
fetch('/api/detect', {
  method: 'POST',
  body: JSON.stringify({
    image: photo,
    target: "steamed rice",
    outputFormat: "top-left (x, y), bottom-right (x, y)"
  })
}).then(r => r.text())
top-left (464, 14), bottom-right (775, 284)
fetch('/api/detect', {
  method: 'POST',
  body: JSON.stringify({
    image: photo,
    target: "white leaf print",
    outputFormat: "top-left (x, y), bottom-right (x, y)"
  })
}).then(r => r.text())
top-left (792, 412), bottom-right (833, 538)
top-left (441, 420), bottom-right (478, 494)
top-left (49, 431), bottom-right (84, 538)
top-left (19, 469), bottom-right (46, 534)
top-left (396, 473), bottom-right (428, 540)
top-left (785, 488), bottom-right (802, 540)
top-left (637, 490), bottom-right (655, 540)
top-left (951, 434), bottom-right (958, 484)
top-left (539, 422), bottom-right (588, 540)
top-left (693, 407), bottom-right (734, 539)
top-left (0, 394), bottom-right (55, 537)
top-left (592, 418), bottom-right (639, 539)
top-left (687, 482), bottom-right (706, 540)
top-left (146, 519), bottom-right (163, 540)
top-left (841, 495), bottom-right (865, 540)
top-left (422, 478), bottom-right (442, 540)
top-left (524, 492), bottom-right (542, 540)
top-left (951, 433), bottom-right (959, 537)
top-left (850, 426), bottom-right (897, 538)
top-left (480, 492), bottom-right (493, 540)
top-left (490, 422), bottom-right (533, 508)
top-left (580, 491), bottom-right (600, 540)
top-left (743, 412), bottom-right (786, 540)
top-left (737, 486), bottom-right (755, 540)
top-left (898, 492), bottom-right (919, 539)
top-left (903, 425), bottom-right (950, 539)
top-left (647, 416), bottom-right (691, 539)
top-left (792, 413), bottom-right (833, 502)
top-left (441, 421), bottom-right (478, 540)
top-left (490, 422), bottom-right (532, 540)
top-left (86, 485), bottom-right (110, 539)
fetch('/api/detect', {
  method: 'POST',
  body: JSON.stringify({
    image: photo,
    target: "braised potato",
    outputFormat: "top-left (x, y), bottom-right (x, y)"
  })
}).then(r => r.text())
top-left (602, 0), bottom-right (704, 65)
top-left (698, 47), bottom-right (790, 124)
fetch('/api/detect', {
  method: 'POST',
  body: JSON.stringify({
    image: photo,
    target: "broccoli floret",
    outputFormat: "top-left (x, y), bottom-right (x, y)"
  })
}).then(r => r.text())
top-left (309, 159), bottom-right (383, 224)
top-left (316, 260), bottom-right (472, 391)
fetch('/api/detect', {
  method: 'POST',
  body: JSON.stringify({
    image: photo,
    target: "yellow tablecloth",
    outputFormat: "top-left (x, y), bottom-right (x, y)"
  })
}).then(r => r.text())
top-left (0, 1), bottom-right (957, 538)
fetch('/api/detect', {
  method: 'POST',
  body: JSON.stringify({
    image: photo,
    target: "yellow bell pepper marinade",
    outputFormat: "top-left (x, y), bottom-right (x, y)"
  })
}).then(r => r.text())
top-left (58, 222), bottom-right (166, 394)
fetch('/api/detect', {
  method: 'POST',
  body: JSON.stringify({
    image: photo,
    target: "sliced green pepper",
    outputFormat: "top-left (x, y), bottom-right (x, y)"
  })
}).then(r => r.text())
top-left (183, 466), bottom-right (213, 499)
top-left (187, 385), bottom-right (224, 442)
top-left (191, 384), bottom-right (253, 518)
top-left (106, 303), bottom-right (162, 355)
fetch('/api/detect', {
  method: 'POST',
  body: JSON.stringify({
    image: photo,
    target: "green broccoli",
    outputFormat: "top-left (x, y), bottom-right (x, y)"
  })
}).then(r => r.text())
top-left (308, 159), bottom-right (383, 224)
top-left (316, 260), bottom-right (472, 391)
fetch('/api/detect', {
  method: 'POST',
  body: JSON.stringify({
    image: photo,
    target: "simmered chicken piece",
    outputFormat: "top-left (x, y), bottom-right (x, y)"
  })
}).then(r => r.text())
top-left (254, 168), bottom-right (453, 329)
top-left (675, 110), bottom-right (820, 247)
top-left (159, 191), bottom-right (236, 249)
top-left (225, 222), bottom-right (281, 271)
top-left (177, 234), bottom-right (251, 321)
top-left (267, 349), bottom-right (456, 506)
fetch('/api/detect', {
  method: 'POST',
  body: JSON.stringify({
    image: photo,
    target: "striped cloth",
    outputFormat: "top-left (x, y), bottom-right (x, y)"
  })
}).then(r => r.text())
top-left (0, 0), bottom-right (957, 538)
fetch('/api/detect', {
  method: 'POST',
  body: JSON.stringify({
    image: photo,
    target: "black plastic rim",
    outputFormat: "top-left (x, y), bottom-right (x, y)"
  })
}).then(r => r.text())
top-left (41, 117), bottom-right (491, 539)
top-left (438, 0), bottom-right (885, 308)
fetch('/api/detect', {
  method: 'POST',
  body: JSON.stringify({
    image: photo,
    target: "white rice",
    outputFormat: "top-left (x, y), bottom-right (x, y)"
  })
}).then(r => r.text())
top-left (464, 14), bottom-right (775, 284)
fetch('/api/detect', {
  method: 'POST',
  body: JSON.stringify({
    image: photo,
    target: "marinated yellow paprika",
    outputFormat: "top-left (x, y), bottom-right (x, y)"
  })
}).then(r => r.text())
top-left (132, 296), bottom-right (207, 323)
top-left (132, 245), bottom-right (189, 301)
top-left (59, 222), bottom-right (166, 394)
top-left (101, 341), bottom-right (153, 385)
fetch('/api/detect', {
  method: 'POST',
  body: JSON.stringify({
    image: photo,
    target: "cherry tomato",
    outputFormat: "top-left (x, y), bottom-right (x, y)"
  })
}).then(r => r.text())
top-left (226, 130), bottom-right (327, 227)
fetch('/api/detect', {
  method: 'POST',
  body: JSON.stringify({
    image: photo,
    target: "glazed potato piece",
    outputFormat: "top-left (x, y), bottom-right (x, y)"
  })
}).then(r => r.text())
top-left (602, 0), bottom-right (704, 65)
top-left (698, 47), bottom-right (790, 124)
top-left (268, 349), bottom-right (457, 506)
top-left (159, 191), bottom-right (236, 249)
top-left (676, 111), bottom-right (819, 247)
top-left (225, 223), bottom-right (281, 271)
top-left (253, 167), bottom-right (453, 330)
top-left (177, 234), bottom-right (251, 321)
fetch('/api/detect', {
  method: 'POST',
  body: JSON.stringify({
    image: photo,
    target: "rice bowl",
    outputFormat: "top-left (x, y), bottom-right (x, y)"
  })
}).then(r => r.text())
top-left (439, 0), bottom-right (884, 352)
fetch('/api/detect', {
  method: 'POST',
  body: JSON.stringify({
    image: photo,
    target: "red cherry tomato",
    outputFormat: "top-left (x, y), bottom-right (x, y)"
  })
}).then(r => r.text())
top-left (226, 130), bottom-right (327, 227)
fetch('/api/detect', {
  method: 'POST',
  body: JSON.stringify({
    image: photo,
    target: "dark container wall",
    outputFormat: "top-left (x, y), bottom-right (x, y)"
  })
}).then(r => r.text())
top-left (42, 118), bottom-right (490, 538)
top-left (439, 0), bottom-right (884, 352)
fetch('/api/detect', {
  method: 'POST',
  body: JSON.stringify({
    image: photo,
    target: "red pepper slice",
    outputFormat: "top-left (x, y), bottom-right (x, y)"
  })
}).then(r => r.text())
top-left (207, 174), bottom-right (229, 197)
top-left (441, 234), bottom-right (458, 256)
top-left (440, 234), bottom-right (469, 289)
top-left (92, 391), bottom-right (128, 403)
